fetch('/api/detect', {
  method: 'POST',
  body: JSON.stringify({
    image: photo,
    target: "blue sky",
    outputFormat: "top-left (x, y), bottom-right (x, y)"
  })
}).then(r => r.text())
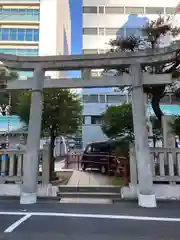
top-left (69, 0), bottom-right (82, 55)
top-left (69, 0), bottom-right (82, 77)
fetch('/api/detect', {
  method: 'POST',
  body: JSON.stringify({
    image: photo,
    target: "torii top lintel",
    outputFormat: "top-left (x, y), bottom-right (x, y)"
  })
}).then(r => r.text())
top-left (0, 44), bottom-right (179, 71)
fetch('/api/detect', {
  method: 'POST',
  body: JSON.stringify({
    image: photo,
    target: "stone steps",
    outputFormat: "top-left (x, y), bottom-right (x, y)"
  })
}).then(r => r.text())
top-left (57, 192), bottom-right (121, 199)
top-left (58, 185), bottom-right (121, 193)
top-left (57, 185), bottom-right (121, 200)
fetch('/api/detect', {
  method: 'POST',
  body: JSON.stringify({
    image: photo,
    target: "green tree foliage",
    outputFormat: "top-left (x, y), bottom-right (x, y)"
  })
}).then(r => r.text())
top-left (103, 16), bottom-right (180, 122)
top-left (101, 103), bottom-right (134, 141)
top-left (101, 103), bottom-right (161, 143)
top-left (16, 89), bottom-right (83, 177)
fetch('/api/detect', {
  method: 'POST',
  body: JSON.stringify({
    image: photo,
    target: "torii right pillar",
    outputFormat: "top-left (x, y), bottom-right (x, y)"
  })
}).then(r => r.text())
top-left (130, 63), bottom-right (156, 208)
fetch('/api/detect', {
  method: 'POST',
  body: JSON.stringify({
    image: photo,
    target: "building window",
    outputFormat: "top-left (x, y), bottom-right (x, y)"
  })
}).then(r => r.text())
top-left (83, 49), bottom-right (98, 54)
top-left (83, 28), bottom-right (98, 35)
top-left (83, 94), bottom-right (99, 103)
top-left (165, 7), bottom-right (175, 14)
top-left (106, 95), bottom-right (125, 103)
top-left (105, 28), bottom-right (119, 35)
top-left (83, 117), bottom-right (85, 124)
top-left (91, 116), bottom-right (102, 124)
top-left (1, 28), bottom-right (9, 40)
top-left (0, 48), bottom-right (38, 56)
top-left (0, 8), bottom-right (40, 15)
top-left (99, 95), bottom-right (106, 103)
top-left (0, 28), bottom-right (39, 41)
top-left (18, 29), bottom-right (25, 41)
top-left (26, 29), bottom-right (33, 41)
top-left (99, 6), bottom-right (104, 14)
top-left (83, 6), bottom-right (97, 13)
top-left (125, 7), bottom-right (144, 14)
top-left (99, 28), bottom-right (105, 35)
top-left (34, 29), bottom-right (39, 41)
top-left (145, 7), bottom-right (164, 14)
top-left (105, 7), bottom-right (124, 14)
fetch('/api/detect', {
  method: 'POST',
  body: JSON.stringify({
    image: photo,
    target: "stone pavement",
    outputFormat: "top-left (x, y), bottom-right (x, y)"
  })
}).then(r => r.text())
top-left (67, 170), bottom-right (110, 186)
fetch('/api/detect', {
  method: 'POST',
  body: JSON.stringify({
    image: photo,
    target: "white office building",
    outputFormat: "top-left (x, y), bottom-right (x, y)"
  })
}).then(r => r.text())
top-left (82, 0), bottom-right (180, 148)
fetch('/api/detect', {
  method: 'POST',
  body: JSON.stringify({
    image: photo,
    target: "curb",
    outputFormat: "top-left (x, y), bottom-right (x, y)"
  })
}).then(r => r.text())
top-left (0, 196), bottom-right (61, 202)
top-left (112, 198), bottom-right (180, 203)
top-left (0, 196), bottom-right (179, 204)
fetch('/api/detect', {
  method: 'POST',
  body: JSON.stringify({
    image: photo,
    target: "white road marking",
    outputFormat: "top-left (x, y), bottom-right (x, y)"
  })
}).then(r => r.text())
top-left (4, 214), bottom-right (31, 233)
top-left (0, 211), bottom-right (180, 222)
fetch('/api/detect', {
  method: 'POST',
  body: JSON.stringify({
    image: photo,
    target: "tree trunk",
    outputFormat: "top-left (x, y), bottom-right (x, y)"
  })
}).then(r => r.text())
top-left (49, 127), bottom-right (56, 181)
top-left (151, 85), bottom-right (166, 121)
top-left (151, 95), bottom-right (163, 121)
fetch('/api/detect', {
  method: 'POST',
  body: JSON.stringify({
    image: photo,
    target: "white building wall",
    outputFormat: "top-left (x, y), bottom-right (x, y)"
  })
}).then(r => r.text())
top-left (39, 0), bottom-right (71, 78)
top-left (83, 0), bottom-right (180, 52)
top-left (82, 0), bottom-right (180, 148)
top-left (39, 0), bottom-right (57, 57)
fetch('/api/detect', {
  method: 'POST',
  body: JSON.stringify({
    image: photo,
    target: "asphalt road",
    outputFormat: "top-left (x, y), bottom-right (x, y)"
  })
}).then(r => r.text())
top-left (0, 200), bottom-right (180, 239)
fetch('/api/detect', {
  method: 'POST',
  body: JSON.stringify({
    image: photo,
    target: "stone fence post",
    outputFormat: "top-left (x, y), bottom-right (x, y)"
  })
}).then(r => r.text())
top-left (42, 143), bottom-right (50, 184)
top-left (129, 143), bottom-right (137, 185)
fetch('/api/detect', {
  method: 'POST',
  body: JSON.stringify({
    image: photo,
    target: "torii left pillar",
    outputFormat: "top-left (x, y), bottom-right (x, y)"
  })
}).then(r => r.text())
top-left (20, 67), bottom-right (45, 204)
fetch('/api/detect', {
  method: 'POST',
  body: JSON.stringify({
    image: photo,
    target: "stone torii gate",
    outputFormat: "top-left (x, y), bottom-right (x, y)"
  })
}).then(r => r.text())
top-left (0, 44), bottom-right (178, 207)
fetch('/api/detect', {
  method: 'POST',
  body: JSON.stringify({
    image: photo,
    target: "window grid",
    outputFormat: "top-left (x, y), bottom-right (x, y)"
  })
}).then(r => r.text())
top-left (106, 95), bottom-right (126, 103)
top-left (83, 27), bottom-right (143, 37)
top-left (83, 49), bottom-right (98, 54)
top-left (83, 6), bottom-right (97, 14)
top-left (0, 48), bottom-right (38, 56)
top-left (0, 28), bottom-right (39, 41)
top-left (83, 28), bottom-right (97, 35)
top-left (98, 6), bottom-right (105, 14)
top-left (0, 8), bottom-right (40, 15)
top-left (105, 6), bottom-right (124, 14)
top-left (91, 116), bottom-right (102, 125)
top-left (83, 6), bottom-right (178, 15)
top-left (83, 94), bottom-right (99, 103)
top-left (146, 7), bottom-right (164, 14)
top-left (82, 94), bottom-right (129, 103)
top-left (83, 49), bottom-right (106, 55)
top-left (125, 7), bottom-right (144, 14)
